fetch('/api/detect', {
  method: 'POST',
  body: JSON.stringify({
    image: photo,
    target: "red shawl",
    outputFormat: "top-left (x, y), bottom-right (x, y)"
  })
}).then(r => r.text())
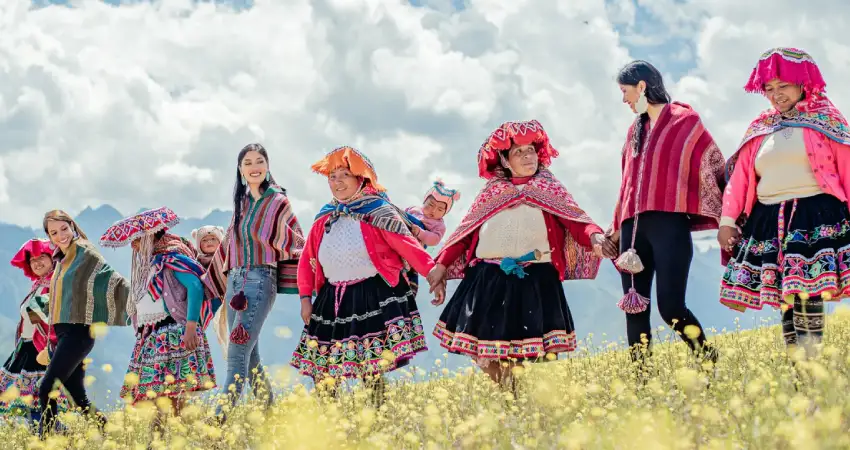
top-left (439, 169), bottom-right (601, 280)
top-left (611, 102), bottom-right (725, 233)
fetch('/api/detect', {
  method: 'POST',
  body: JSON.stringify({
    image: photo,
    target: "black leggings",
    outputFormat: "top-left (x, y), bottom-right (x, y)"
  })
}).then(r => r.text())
top-left (619, 212), bottom-right (708, 354)
top-left (39, 323), bottom-right (100, 428)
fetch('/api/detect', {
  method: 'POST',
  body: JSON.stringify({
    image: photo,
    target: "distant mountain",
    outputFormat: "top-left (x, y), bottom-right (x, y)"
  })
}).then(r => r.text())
top-left (0, 206), bottom-right (789, 408)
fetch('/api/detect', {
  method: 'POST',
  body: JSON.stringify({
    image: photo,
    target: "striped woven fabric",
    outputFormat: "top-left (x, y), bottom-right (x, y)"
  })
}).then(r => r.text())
top-left (49, 239), bottom-right (130, 326)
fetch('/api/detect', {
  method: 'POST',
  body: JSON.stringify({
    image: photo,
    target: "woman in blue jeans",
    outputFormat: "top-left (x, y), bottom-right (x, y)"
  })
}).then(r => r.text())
top-left (204, 143), bottom-right (304, 418)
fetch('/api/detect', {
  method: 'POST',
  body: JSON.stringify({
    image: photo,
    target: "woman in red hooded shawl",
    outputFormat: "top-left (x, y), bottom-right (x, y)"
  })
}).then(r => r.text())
top-left (427, 120), bottom-right (607, 390)
top-left (720, 48), bottom-right (850, 359)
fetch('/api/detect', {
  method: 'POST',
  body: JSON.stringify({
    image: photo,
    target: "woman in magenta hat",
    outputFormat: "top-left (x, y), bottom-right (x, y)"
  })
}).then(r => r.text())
top-left (1, 239), bottom-right (67, 422)
top-left (720, 48), bottom-right (850, 357)
top-left (101, 207), bottom-right (216, 421)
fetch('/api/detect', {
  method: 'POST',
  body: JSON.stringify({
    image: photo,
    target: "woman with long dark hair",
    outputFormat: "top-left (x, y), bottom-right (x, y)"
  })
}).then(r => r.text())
top-left (720, 48), bottom-right (850, 359)
top-left (604, 60), bottom-right (725, 371)
top-left (204, 143), bottom-right (304, 418)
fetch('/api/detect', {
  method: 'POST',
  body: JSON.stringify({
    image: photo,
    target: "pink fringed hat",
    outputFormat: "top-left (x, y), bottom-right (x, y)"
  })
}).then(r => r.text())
top-left (477, 120), bottom-right (559, 179)
top-left (11, 239), bottom-right (53, 280)
top-left (744, 47), bottom-right (826, 96)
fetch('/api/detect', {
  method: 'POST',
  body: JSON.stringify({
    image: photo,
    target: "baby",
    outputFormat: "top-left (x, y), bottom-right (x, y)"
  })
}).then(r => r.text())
top-left (404, 179), bottom-right (460, 294)
top-left (191, 225), bottom-right (225, 269)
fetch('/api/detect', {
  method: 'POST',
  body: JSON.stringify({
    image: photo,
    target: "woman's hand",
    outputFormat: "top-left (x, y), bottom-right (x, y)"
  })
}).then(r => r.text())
top-left (427, 264), bottom-right (447, 288)
top-left (183, 321), bottom-right (199, 351)
top-left (591, 233), bottom-right (619, 259)
top-left (717, 225), bottom-right (741, 252)
top-left (300, 297), bottom-right (313, 325)
top-left (430, 281), bottom-right (447, 306)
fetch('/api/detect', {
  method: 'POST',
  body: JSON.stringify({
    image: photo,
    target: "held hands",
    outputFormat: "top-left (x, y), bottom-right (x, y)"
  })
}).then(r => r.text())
top-left (591, 233), bottom-right (619, 259)
top-left (183, 321), bottom-right (199, 351)
top-left (300, 297), bottom-right (312, 325)
top-left (427, 264), bottom-right (448, 306)
top-left (717, 225), bottom-right (741, 253)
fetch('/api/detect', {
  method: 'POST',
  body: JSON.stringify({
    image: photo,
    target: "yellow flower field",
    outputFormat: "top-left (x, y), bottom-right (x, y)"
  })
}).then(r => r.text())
top-left (5, 308), bottom-right (850, 449)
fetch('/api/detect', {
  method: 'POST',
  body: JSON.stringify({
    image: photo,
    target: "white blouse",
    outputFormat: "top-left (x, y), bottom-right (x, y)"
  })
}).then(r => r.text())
top-left (476, 186), bottom-right (551, 262)
top-left (318, 217), bottom-right (379, 283)
top-left (755, 127), bottom-right (822, 204)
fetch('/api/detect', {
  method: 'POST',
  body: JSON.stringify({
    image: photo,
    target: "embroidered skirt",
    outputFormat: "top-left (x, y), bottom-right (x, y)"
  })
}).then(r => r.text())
top-left (0, 339), bottom-right (67, 414)
top-left (433, 262), bottom-right (577, 362)
top-left (720, 193), bottom-right (850, 311)
top-left (290, 275), bottom-right (427, 380)
top-left (120, 317), bottom-right (216, 403)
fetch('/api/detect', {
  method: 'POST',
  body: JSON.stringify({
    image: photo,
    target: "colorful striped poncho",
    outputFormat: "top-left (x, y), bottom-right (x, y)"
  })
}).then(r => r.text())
top-left (202, 185), bottom-right (304, 303)
top-left (49, 240), bottom-right (130, 326)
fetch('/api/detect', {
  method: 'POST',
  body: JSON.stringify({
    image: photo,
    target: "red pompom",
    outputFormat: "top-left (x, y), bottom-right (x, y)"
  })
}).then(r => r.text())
top-left (229, 323), bottom-right (250, 345)
top-left (230, 291), bottom-right (248, 311)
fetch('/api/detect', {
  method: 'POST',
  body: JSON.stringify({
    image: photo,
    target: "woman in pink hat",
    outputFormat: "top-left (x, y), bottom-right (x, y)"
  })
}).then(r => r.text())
top-left (1, 239), bottom-right (67, 423)
top-left (720, 48), bottom-right (850, 357)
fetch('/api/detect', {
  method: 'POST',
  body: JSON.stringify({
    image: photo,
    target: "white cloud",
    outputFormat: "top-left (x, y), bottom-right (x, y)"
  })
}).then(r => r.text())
top-left (1, 0), bottom-right (849, 240)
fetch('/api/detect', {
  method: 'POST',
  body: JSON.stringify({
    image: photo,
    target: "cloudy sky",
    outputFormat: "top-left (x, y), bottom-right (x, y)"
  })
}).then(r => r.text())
top-left (1, 0), bottom-right (848, 231)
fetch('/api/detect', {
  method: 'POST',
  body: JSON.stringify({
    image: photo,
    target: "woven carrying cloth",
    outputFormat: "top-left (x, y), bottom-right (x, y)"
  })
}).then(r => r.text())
top-left (100, 207), bottom-right (180, 248)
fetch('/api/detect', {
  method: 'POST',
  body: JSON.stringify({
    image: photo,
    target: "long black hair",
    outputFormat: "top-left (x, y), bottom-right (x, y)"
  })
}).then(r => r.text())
top-left (232, 143), bottom-right (283, 228)
top-left (617, 60), bottom-right (671, 154)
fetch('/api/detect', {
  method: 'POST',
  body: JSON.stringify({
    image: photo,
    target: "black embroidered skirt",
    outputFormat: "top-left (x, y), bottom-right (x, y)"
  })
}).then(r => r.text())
top-left (433, 262), bottom-right (577, 362)
top-left (290, 275), bottom-right (427, 379)
top-left (721, 193), bottom-right (850, 311)
top-left (0, 340), bottom-right (50, 413)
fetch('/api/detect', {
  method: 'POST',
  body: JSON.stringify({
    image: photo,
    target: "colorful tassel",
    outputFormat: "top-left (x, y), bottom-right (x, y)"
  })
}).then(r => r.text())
top-left (618, 288), bottom-right (650, 314)
top-left (230, 291), bottom-right (248, 311)
top-left (230, 323), bottom-right (250, 345)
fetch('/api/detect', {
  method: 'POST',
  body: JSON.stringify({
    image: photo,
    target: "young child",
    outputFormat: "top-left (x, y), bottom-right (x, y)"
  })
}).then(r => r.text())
top-left (404, 179), bottom-right (460, 294)
top-left (192, 226), bottom-right (225, 270)
top-left (191, 225), bottom-right (228, 351)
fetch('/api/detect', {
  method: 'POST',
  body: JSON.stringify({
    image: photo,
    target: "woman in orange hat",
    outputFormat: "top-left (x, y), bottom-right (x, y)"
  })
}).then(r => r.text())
top-left (291, 146), bottom-right (443, 400)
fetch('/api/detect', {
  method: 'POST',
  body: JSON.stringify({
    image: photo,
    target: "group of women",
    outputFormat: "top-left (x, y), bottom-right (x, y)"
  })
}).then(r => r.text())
top-left (2, 47), bottom-right (848, 436)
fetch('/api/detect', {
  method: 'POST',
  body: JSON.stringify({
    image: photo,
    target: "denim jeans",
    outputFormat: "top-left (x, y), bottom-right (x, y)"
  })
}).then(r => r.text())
top-left (219, 266), bottom-right (276, 410)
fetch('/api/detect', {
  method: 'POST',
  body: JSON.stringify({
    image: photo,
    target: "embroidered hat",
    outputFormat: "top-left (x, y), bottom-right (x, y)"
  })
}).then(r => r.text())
top-left (191, 225), bottom-right (225, 250)
top-left (744, 47), bottom-right (827, 96)
top-left (100, 207), bottom-right (179, 248)
top-left (477, 120), bottom-right (559, 179)
top-left (311, 146), bottom-right (385, 192)
top-left (11, 238), bottom-right (53, 280)
top-left (424, 179), bottom-right (461, 212)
